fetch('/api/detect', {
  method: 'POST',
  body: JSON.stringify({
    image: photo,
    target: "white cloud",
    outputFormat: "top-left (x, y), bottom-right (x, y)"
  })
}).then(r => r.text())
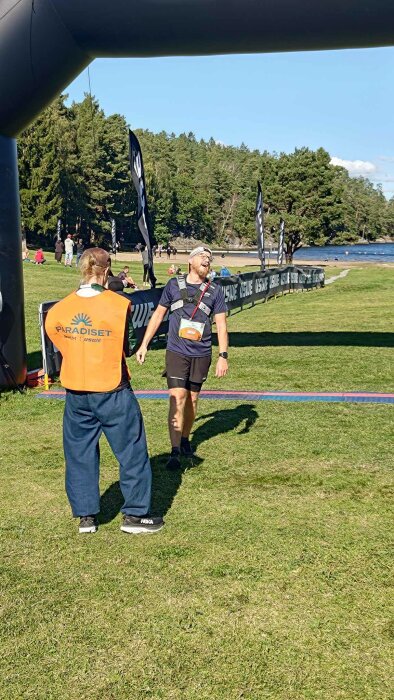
top-left (330, 157), bottom-right (376, 175)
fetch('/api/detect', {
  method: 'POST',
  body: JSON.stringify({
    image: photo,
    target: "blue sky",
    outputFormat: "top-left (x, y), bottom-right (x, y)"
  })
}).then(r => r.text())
top-left (66, 48), bottom-right (394, 198)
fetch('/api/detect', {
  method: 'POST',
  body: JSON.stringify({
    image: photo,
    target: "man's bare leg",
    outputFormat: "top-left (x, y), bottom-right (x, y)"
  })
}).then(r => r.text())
top-left (182, 391), bottom-right (199, 439)
top-left (168, 387), bottom-right (187, 449)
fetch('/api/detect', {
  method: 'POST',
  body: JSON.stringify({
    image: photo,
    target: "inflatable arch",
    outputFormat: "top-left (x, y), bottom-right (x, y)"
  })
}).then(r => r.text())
top-left (1, 0), bottom-right (394, 387)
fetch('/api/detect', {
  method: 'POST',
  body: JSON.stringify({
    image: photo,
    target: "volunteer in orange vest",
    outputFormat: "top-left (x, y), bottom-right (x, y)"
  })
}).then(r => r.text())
top-left (45, 247), bottom-right (163, 535)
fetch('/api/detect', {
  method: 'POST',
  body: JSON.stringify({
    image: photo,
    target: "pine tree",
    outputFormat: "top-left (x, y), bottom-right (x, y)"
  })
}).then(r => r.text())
top-left (18, 94), bottom-right (390, 249)
top-left (18, 95), bottom-right (86, 242)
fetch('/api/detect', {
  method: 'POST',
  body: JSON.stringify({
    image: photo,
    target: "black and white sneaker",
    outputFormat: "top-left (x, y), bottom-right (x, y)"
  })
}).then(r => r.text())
top-left (180, 437), bottom-right (195, 457)
top-left (79, 515), bottom-right (98, 534)
top-left (121, 515), bottom-right (164, 534)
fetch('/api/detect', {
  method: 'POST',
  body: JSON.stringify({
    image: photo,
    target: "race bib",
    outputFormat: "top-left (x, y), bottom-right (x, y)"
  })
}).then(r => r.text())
top-left (179, 317), bottom-right (205, 342)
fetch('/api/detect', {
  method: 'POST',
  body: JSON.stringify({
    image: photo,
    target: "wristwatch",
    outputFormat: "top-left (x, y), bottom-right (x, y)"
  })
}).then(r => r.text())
top-left (219, 352), bottom-right (228, 359)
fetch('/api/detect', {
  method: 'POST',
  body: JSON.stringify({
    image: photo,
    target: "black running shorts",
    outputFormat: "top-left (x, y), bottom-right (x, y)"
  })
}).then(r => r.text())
top-left (165, 350), bottom-right (212, 392)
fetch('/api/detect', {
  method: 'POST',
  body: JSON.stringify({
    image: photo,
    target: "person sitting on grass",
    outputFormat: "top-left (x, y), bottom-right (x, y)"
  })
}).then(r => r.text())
top-left (34, 248), bottom-right (46, 265)
top-left (168, 264), bottom-right (182, 275)
top-left (117, 265), bottom-right (137, 288)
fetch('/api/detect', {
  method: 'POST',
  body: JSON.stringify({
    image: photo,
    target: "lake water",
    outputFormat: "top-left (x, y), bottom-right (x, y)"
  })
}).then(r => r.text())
top-left (232, 243), bottom-right (394, 264)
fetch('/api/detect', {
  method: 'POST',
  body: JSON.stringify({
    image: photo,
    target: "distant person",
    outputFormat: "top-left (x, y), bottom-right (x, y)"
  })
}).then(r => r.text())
top-left (141, 246), bottom-right (150, 286)
top-left (152, 245), bottom-right (157, 257)
top-left (64, 234), bottom-right (74, 267)
top-left (34, 248), bottom-right (46, 265)
top-left (22, 248), bottom-right (31, 263)
top-left (118, 265), bottom-right (137, 288)
top-left (54, 239), bottom-right (64, 264)
top-left (220, 266), bottom-right (231, 277)
top-left (158, 244), bottom-right (163, 258)
top-left (172, 246), bottom-right (177, 258)
top-left (107, 271), bottom-right (126, 293)
top-left (166, 245), bottom-right (172, 260)
top-left (76, 238), bottom-right (84, 266)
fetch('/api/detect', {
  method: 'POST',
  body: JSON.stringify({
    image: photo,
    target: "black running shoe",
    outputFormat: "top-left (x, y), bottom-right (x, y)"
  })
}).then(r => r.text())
top-left (180, 437), bottom-right (195, 457)
top-left (120, 514), bottom-right (164, 534)
top-left (166, 453), bottom-right (182, 470)
top-left (79, 515), bottom-right (98, 534)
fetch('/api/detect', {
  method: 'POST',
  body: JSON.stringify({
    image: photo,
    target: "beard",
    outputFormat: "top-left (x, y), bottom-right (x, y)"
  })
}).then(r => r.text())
top-left (190, 261), bottom-right (210, 277)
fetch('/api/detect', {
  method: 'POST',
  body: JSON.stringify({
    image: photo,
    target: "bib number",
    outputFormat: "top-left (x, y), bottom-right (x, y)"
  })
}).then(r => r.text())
top-left (179, 318), bottom-right (205, 342)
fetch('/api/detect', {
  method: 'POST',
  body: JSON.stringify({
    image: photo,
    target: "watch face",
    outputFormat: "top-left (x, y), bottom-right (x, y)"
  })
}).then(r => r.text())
top-left (220, 352), bottom-right (228, 359)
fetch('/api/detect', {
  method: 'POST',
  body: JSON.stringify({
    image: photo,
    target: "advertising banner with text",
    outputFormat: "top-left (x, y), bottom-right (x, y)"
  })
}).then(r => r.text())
top-left (39, 266), bottom-right (324, 378)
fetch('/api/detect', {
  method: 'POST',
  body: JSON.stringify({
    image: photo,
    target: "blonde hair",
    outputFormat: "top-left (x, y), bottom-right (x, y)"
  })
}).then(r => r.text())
top-left (79, 248), bottom-right (110, 283)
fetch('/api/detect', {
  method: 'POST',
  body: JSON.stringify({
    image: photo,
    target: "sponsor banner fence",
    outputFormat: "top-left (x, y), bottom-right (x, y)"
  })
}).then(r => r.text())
top-left (39, 266), bottom-right (324, 378)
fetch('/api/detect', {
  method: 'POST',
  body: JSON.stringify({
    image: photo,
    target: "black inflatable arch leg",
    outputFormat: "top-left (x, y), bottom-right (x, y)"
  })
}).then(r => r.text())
top-left (0, 136), bottom-right (26, 388)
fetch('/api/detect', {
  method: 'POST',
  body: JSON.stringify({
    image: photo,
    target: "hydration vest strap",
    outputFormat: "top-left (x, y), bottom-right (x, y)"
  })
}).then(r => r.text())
top-left (171, 275), bottom-right (212, 316)
top-left (176, 274), bottom-right (189, 301)
top-left (170, 299), bottom-right (185, 312)
top-left (198, 301), bottom-right (211, 316)
top-left (170, 298), bottom-right (211, 316)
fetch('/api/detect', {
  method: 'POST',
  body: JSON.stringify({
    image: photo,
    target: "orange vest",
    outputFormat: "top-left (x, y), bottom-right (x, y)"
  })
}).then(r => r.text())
top-left (45, 290), bottom-right (131, 392)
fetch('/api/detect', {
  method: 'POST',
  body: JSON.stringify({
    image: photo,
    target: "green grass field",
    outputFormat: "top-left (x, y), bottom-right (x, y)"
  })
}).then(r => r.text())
top-left (1, 257), bottom-right (393, 699)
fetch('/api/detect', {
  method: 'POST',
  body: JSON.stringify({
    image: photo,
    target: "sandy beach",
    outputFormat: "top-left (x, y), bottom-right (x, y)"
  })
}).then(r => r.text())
top-left (113, 251), bottom-right (387, 269)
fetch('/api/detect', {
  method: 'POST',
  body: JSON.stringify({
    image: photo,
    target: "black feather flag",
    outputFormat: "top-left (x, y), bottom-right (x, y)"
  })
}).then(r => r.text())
top-left (255, 181), bottom-right (265, 270)
top-left (111, 218), bottom-right (117, 255)
top-left (128, 129), bottom-right (156, 287)
top-left (277, 218), bottom-right (285, 266)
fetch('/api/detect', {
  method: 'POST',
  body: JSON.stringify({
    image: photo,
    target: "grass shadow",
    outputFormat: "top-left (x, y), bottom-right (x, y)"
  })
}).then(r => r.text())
top-left (100, 405), bottom-right (258, 522)
top-left (99, 453), bottom-right (204, 522)
top-left (192, 403), bottom-right (258, 449)
top-left (227, 331), bottom-right (394, 348)
top-left (150, 452), bottom-right (203, 517)
top-left (27, 350), bottom-right (43, 370)
top-left (99, 481), bottom-right (124, 524)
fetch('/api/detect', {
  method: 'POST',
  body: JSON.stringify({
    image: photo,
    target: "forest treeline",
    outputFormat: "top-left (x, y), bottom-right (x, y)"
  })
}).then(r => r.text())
top-left (18, 93), bottom-right (394, 251)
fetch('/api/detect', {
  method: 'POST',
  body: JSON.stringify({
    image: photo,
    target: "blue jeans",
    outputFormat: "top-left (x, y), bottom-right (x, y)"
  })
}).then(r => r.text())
top-left (63, 387), bottom-right (152, 517)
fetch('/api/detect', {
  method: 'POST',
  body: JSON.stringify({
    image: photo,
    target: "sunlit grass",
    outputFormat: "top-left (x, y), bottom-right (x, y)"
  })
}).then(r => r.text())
top-left (0, 262), bottom-right (393, 699)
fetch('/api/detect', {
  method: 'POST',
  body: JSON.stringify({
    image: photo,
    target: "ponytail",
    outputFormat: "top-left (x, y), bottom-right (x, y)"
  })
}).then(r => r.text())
top-left (79, 248), bottom-right (110, 283)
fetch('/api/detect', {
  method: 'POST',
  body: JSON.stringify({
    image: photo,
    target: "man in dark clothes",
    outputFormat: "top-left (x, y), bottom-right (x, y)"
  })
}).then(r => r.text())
top-left (118, 266), bottom-right (137, 288)
top-left (76, 238), bottom-right (84, 266)
top-left (141, 247), bottom-right (150, 286)
top-left (54, 239), bottom-right (64, 263)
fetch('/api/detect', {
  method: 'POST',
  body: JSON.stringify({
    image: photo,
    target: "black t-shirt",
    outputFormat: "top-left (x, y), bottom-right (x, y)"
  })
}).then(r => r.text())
top-left (159, 277), bottom-right (227, 357)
